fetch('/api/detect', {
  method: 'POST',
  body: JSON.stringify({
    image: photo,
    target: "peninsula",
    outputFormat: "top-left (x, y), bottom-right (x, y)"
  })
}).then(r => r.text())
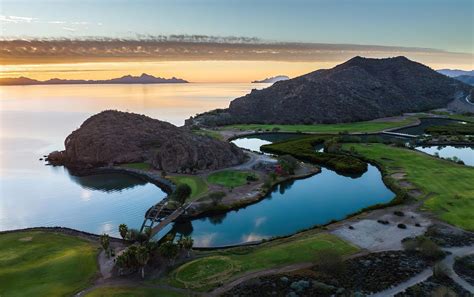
top-left (0, 73), bottom-right (188, 86)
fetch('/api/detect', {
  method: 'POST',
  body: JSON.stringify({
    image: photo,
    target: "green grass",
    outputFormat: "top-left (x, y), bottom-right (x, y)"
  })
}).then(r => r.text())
top-left (0, 231), bottom-right (99, 297)
top-left (343, 143), bottom-right (474, 231)
top-left (192, 129), bottom-right (223, 140)
top-left (168, 175), bottom-right (208, 200)
top-left (222, 117), bottom-right (417, 133)
top-left (120, 162), bottom-right (152, 170)
top-left (262, 135), bottom-right (367, 175)
top-left (207, 170), bottom-right (257, 188)
top-left (167, 233), bottom-right (357, 291)
top-left (85, 286), bottom-right (187, 297)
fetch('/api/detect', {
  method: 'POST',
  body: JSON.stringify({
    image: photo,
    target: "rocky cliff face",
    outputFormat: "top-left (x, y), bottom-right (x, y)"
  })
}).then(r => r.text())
top-left (48, 111), bottom-right (245, 173)
top-left (188, 56), bottom-right (471, 126)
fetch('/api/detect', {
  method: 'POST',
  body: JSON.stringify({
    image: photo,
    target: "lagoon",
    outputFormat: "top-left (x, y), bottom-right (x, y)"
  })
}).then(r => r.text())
top-left (0, 83), bottom-right (267, 236)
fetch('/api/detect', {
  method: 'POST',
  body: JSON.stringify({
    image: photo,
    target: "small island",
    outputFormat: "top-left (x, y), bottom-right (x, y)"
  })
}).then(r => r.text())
top-left (252, 75), bottom-right (289, 83)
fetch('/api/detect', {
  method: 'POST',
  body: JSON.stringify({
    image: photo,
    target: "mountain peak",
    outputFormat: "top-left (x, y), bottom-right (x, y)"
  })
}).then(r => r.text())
top-left (188, 56), bottom-right (470, 126)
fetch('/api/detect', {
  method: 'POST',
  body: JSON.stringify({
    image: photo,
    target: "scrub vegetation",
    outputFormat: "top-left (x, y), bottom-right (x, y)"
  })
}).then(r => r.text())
top-left (222, 117), bottom-right (417, 133)
top-left (120, 162), bottom-right (152, 170)
top-left (0, 231), bottom-right (98, 297)
top-left (261, 135), bottom-right (367, 175)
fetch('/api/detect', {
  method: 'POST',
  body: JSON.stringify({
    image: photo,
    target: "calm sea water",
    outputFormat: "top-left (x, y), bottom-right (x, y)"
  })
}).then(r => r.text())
top-left (1, 83), bottom-right (394, 243)
top-left (0, 83), bottom-right (267, 236)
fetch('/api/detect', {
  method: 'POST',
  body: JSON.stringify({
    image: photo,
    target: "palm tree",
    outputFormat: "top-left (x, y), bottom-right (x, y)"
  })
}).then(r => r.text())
top-left (100, 233), bottom-right (110, 257)
top-left (135, 246), bottom-right (150, 279)
top-left (159, 241), bottom-right (179, 266)
top-left (119, 224), bottom-right (128, 240)
top-left (178, 236), bottom-right (194, 258)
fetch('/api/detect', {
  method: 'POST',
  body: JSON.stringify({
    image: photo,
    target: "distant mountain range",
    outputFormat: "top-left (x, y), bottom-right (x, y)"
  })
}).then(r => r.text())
top-left (0, 73), bottom-right (188, 86)
top-left (454, 75), bottom-right (474, 86)
top-left (252, 75), bottom-right (289, 83)
top-left (437, 69), bottom-right (474, 77)
top-left (437, 69), bottom-right (474, 86)
top-left (188, 56), bottom-right (471, 126)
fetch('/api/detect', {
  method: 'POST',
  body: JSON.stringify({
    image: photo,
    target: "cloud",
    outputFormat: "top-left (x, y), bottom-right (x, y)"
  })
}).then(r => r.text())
top-left (0, 36), bottom-right (471, 66)
top-left (0, 15), bottom-right (37, 23)
top-left (62, 27), bottom-right (77, 32)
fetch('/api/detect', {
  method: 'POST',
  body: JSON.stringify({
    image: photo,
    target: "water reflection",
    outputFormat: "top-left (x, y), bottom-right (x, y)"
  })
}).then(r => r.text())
top-left (393, 118), bottom-right (463, 136)
top-left (1, 83), bottom-right (261, 235)
top-left (171, 165), bottom-right (394, 247)
top-left (67, 172), bottom-right (147, 192)
top-left (415, 145), bottom-right (474, 166)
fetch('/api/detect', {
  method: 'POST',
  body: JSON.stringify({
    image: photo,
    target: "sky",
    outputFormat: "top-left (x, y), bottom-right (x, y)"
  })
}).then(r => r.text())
top-left (0, 0), bottom-right (473, 82)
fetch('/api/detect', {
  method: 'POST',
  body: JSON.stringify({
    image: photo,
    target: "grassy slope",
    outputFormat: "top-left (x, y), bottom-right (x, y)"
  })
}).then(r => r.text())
top-left (192, 129), bottom-right (223, 140)
top-left (343, 143), bottom-right (474, 230)
top-left (207, 170), bottom-right (257, 188)
top-left (85, 286), bottom-right (186, 297)
top-left (168, 175), bottom-right (208, 200)
top-left (222, 117), bottom-right (417, 133)
top-left (0, 231), bottom-right (98, 297)
top-left (167, 233), bottom-right (357, 291)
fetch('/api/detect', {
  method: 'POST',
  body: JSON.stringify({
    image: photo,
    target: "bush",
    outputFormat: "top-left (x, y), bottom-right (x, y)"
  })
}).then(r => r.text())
top-left (278, 155), bottom-right (299, 175)
top-left (209, 191), bottom-right (226, 206)
top-left (397, 223), bottom-right (407, 229)
top-left (171, 184), bottom-right (192, 204)
top-left (419, 239), bottom-right (444, 260)
top-left (402, 236), bottom-right (444, 260)
top-left (393, 210), bottom-right (405, 216)
top-left (433, 262), bottom-right (449, 280)
top-left (314, 249), bottom-right (346, 276)
top-left (246, 174), bottom-right (258, 182)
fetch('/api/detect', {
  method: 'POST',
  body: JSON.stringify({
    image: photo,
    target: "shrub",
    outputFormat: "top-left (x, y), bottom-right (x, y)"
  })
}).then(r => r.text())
top-left (314, 249), bottom-right (346, 276)
top-left (433, 262), bottom-right (449, 280)
top-left (171, 184), bottom-right (192, 205)
top-left (209, 191), bottom-right (226, 206)
top-left (397, 223), bottom-right (407, 229)
top-left (403, 236), bottom-right (444, 260)
top-left (246, 174), bottom-right (258, 182)
top-left (419, 239), bottom-right (444, 260)
top-left (278, 155), bottom-right (299, 175)
top-left (393, 210), bottom-right (405, 216)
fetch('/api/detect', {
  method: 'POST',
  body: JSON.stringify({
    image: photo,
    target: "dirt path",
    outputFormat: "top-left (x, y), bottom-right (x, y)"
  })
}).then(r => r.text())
top-left (369, 245), bottom-right (474, 297)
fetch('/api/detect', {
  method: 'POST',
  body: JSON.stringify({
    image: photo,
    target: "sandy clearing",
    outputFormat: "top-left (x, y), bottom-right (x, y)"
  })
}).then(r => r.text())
top-left (332, 211), bottom-right (431, 252)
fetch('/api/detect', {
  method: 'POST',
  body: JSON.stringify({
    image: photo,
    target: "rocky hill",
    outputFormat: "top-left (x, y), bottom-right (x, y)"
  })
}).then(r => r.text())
top-left (48, 111), bottom-right (245, 173)
top-left (188, 57), bottom-right (471, 126)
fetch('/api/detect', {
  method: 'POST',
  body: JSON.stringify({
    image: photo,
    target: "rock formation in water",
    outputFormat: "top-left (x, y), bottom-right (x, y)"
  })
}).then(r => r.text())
top-left (48, 111), bottom-right (245, 173)
top-left (252, 75), bottom-right (289, 83)
top-left (187, 56), bottom-right (471, 126)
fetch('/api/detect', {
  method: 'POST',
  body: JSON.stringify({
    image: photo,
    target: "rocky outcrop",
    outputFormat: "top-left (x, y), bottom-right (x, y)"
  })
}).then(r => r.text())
top-left (188, 56), bottom-right (471, 126)
top-left (48, 110), bottom-right (245, 173)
